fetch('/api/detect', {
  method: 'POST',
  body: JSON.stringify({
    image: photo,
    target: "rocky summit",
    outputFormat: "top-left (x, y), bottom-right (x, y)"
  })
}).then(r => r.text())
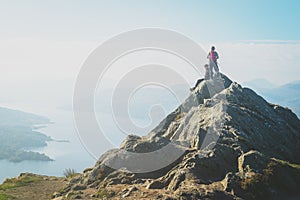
top-left (55, 74), bottom-right (300, 200)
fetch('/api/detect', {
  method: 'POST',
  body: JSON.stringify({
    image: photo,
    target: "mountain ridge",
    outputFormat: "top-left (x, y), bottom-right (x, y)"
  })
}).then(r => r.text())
top-left (242, 79), bottom-right (300, 117)
top-left (54, 74), bottom-right (300, 199)
top-left (2, 74), bottom-right (299, 199)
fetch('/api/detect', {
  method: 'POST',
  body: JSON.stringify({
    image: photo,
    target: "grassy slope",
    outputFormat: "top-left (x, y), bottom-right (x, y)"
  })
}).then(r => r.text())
top-left (0, 173), bottom-right (66, 200)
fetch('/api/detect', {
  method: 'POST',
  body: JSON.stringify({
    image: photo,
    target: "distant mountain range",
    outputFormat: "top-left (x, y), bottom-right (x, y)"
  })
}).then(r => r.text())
top-left (0, 107), bottom-right (53, 162)
top-left (243, 79), bottom-right (300, 117)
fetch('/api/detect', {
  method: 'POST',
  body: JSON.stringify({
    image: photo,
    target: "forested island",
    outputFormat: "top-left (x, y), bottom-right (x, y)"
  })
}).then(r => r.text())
top-left (0, 107), bottom-right (53, 162)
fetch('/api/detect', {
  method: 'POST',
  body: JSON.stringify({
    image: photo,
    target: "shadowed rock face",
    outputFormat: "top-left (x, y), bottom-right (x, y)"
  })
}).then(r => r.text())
top-left (58, 74), bottom-right (300, 200)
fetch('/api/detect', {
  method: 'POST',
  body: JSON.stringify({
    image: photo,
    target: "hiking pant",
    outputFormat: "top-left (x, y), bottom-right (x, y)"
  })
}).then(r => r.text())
top-left (209, 60), bottom-right (219, 78)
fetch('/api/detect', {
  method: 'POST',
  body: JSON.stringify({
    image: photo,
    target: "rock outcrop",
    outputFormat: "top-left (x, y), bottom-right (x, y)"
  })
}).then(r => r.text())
top-left (56, 74), bottom-right (300, 199)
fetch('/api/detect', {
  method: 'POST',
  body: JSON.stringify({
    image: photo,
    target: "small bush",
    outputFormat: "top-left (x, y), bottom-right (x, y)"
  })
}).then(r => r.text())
top-left (63, 168), bottom-right (77, 178)
top-left (0, 175), bottom-right (42, 190)
top-left (0, 193), bottom-right (16, 200)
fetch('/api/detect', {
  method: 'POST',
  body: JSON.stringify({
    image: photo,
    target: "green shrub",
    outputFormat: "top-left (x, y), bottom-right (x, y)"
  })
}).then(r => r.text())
top-left (0, 175), bottom-right (42, 190)
top-left (63, 168), bottom-right (77, 178)
top-left (0, 193), bottom-right (16, 200)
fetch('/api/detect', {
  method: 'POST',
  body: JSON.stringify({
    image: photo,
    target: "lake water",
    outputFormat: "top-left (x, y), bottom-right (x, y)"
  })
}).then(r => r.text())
top-left (0, 109), bottom-right (98, 183)
top-left (0, 108), bottom-right (165, 183)
top-left (0, 87), bottom-right (184, 183)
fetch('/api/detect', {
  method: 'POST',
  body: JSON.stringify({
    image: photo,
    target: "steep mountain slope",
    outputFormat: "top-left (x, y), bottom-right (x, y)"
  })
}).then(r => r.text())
top-left (243, 80), bottom-right (300, 117)
top-left (55, 74), bottom-right (300, 200)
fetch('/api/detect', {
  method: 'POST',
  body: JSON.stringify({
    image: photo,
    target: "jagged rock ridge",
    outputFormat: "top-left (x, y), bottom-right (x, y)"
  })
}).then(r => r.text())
top-left (56, 74), bottom-right (300, 200)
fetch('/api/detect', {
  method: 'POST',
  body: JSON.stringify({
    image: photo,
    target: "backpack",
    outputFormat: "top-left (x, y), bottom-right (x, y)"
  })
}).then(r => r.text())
top-left (210, 51), bottom-right (218, 62)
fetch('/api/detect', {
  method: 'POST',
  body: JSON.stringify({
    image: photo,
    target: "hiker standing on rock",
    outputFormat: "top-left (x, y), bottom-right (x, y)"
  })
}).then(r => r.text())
top-left (207, 46), bottom-right (219, 79)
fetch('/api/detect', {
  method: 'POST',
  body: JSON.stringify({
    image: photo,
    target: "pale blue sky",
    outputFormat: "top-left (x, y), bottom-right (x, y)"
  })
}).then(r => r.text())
top-left (0, 0), bottom-right (300, 114)
top-left (1, 0), bottom-right (299, 42)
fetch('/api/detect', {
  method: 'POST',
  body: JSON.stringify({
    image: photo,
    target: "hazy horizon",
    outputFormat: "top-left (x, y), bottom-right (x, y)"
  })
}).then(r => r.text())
top-left (0, 1), bottom-right (300, 192)
top-left (1, 1), bottom-right (300, 115)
